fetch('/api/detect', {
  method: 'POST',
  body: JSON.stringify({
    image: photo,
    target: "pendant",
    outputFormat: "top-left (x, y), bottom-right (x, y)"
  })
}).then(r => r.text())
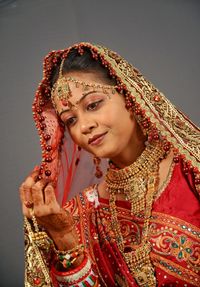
top-left (134, 265), bottom-right (156, 287)
top-left (125, 243), bottom-right (157, 287)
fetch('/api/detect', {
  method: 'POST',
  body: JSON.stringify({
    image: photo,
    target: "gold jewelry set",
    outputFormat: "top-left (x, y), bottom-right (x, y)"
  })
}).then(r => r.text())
top-left (105, 142), bottom-right (167, 287)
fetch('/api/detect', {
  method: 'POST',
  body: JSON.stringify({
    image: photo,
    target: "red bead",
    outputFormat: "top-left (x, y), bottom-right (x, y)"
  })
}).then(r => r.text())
top-left (33, 278), bottom-right (41, 285)
top-left (153, 134), bottom-right (159, 140)
top-left (36, 108), bottom-right (42, 114)
top-left (153, 95), bottom-right (160, 102)
top-left (195, 178), bottom-right (200, 184)
top-left (163, 144), bottom-right (170, 151)
top-left (45, 170), bottom-right (51, 176)
top-left (44, 134), bottom-right (51, 141)
top-left (173, 156), bottom-right (179, 163)
top-left (45, 156), bottom-right (52, 162)
top-left (135, 108), bottom-right (141, 115)
top-left (40, 123), bottom-right (46, 130)
top-left (142, 121), bottom-right (149, 128)
top-left (38, 116), bottom-right (44, 122)
top-left (39, 100), bottom-right (45, 107)
top-left (46, 145), bottom-right (52, 151)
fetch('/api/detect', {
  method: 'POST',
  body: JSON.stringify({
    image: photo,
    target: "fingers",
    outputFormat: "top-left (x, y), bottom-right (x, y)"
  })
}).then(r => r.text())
top-left (19, 167), bottom-right (61, 225)
top-left (43, 183), bottom-right (57, 205)
top-left (32, 179), bottom-right (49, 206)
top-left (19, 170), bottom-right (40, 217)
top-left (19, 170), bottom-right (39, 203)
top-left (33, 181), bottom-right (59, 216)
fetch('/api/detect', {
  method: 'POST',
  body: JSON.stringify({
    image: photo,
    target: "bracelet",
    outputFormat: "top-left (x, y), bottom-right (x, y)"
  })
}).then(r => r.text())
top-left (52, 255), bottom-right (95, 285)
top-left (53, 244), bottom-right (85, 269)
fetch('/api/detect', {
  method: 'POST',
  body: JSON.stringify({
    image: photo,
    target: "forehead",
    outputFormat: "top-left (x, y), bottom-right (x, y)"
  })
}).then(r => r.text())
top-left (52, 71), bottom-right (111, 114)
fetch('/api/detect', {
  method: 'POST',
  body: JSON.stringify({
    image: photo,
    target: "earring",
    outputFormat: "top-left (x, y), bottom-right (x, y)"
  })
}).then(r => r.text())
top-left (93, 156), bottom-right (103, 178)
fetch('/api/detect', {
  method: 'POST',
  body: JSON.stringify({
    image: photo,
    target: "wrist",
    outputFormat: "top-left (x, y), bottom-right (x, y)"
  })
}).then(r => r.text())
top-left (52, 255), bottom-right (98, 286)
top-left (49, 226), bottom-right (78, 251)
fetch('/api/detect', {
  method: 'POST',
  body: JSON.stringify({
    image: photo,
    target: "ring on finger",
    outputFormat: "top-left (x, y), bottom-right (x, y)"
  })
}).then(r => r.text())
top-left (25, 200), bottom-right (34, 209)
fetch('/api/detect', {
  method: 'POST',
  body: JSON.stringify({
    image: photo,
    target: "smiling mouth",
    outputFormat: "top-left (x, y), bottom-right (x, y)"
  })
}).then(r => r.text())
top-left (88, 132), bottom-right (107, 145)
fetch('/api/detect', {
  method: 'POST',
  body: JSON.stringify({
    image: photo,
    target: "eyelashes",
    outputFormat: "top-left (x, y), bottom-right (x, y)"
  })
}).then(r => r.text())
top-left (86, 99), bottom-right (103, 111)
top-left (65, 117), bottom-right (77, 127)
top-left (64, 99), bottom-right (104, 127)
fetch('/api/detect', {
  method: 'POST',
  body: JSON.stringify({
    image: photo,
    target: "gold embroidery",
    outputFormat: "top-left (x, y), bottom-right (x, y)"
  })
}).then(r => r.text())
top-left (24, 218), bottom-right (53, 287)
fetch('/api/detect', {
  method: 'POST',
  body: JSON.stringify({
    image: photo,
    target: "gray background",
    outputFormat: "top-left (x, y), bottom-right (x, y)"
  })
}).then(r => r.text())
top-left (0, 0), bottom-right (199, 286)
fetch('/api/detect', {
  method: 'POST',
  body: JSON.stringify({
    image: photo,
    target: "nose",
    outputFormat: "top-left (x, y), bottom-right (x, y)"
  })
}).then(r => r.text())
top-left (79, 114), bottom-right (97, 135)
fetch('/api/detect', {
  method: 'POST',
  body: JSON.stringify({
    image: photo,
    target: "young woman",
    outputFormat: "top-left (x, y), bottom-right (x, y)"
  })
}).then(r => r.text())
top-left (19, 43), bottom-right (200, 287)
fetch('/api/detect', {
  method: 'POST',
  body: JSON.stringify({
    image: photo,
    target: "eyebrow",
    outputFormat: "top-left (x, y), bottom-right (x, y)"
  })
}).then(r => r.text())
top-left (59, 90), bottom-right (98, 117)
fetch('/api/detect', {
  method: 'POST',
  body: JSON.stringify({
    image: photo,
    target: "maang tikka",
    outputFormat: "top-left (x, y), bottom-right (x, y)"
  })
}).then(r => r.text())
top-left (51, 59), bottom-right (74, 110)
top-left (51, 58), bottom-right (118, 114)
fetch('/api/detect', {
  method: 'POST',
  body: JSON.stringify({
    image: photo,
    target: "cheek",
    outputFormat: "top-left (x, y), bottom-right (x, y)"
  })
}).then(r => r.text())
top-left (68, 128), bottom-right (88, 150)
top-left (113, 108), bottom-right (134, 132)
top-left (68, 128), bottom-right (81, 145)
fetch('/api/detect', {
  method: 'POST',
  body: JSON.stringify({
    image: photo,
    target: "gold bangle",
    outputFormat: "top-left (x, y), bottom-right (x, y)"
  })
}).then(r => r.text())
top-left (53, 244), bottom-right (85, 270)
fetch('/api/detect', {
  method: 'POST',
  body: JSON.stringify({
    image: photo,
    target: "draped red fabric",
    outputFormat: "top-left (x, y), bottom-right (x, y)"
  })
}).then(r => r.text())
top-left (60, 161), bottom-right (199, 286)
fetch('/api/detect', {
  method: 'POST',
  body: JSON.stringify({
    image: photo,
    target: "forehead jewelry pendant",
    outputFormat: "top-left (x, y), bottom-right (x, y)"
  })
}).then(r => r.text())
top-left (61, 99), bottom-right (69, 106)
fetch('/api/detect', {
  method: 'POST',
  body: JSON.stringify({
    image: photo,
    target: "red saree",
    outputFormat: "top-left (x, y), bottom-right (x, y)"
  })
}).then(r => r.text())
top-left (62, 161), bottom-right (200, 286)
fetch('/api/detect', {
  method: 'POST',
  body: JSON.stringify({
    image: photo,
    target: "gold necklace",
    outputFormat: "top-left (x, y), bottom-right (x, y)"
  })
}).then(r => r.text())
top-left (105, 142), bottom-right (167, 287)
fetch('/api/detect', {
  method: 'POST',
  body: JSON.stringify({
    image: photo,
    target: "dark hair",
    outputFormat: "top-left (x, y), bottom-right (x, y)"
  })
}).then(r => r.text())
top-left (51, 48), bottom-right (116, 86)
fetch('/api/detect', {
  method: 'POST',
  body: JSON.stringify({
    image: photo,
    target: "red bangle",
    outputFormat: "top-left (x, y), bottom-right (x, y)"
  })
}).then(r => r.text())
top-left (52, 256), bottom-right (96, 285)
top-left (52, 254), bottom-right (88, 276)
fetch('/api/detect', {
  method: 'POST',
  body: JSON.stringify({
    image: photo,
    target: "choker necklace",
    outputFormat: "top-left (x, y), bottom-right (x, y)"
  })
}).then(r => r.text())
top-left (105, 142), bottom-right (167, 287)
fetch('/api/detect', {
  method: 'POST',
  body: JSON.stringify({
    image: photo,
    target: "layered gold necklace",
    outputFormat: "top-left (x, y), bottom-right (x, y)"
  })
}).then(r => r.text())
top-left (105, 142), bottom-right (167, 287)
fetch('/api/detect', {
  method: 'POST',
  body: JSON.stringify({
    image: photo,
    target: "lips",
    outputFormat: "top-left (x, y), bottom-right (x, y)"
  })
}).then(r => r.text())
top-left (88, 132), bottom-right (107, 145)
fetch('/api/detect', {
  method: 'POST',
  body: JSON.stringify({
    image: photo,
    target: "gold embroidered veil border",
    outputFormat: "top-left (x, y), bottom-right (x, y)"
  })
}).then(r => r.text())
top-left (96, 44), bottom-right (200, 169)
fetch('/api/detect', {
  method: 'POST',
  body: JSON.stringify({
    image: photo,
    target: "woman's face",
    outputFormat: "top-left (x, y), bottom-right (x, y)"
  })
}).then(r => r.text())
top-left (54, 72), bottom-right (145, 167)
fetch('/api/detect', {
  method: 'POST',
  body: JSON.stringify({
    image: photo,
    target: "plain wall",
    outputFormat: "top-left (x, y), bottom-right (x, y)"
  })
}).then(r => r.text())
top-left (0, 0), bottom-right (199, 286)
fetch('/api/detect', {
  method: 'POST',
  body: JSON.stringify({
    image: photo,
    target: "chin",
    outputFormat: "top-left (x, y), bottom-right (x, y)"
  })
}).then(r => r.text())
top-left (94, 150), bottom-right (118, 160)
